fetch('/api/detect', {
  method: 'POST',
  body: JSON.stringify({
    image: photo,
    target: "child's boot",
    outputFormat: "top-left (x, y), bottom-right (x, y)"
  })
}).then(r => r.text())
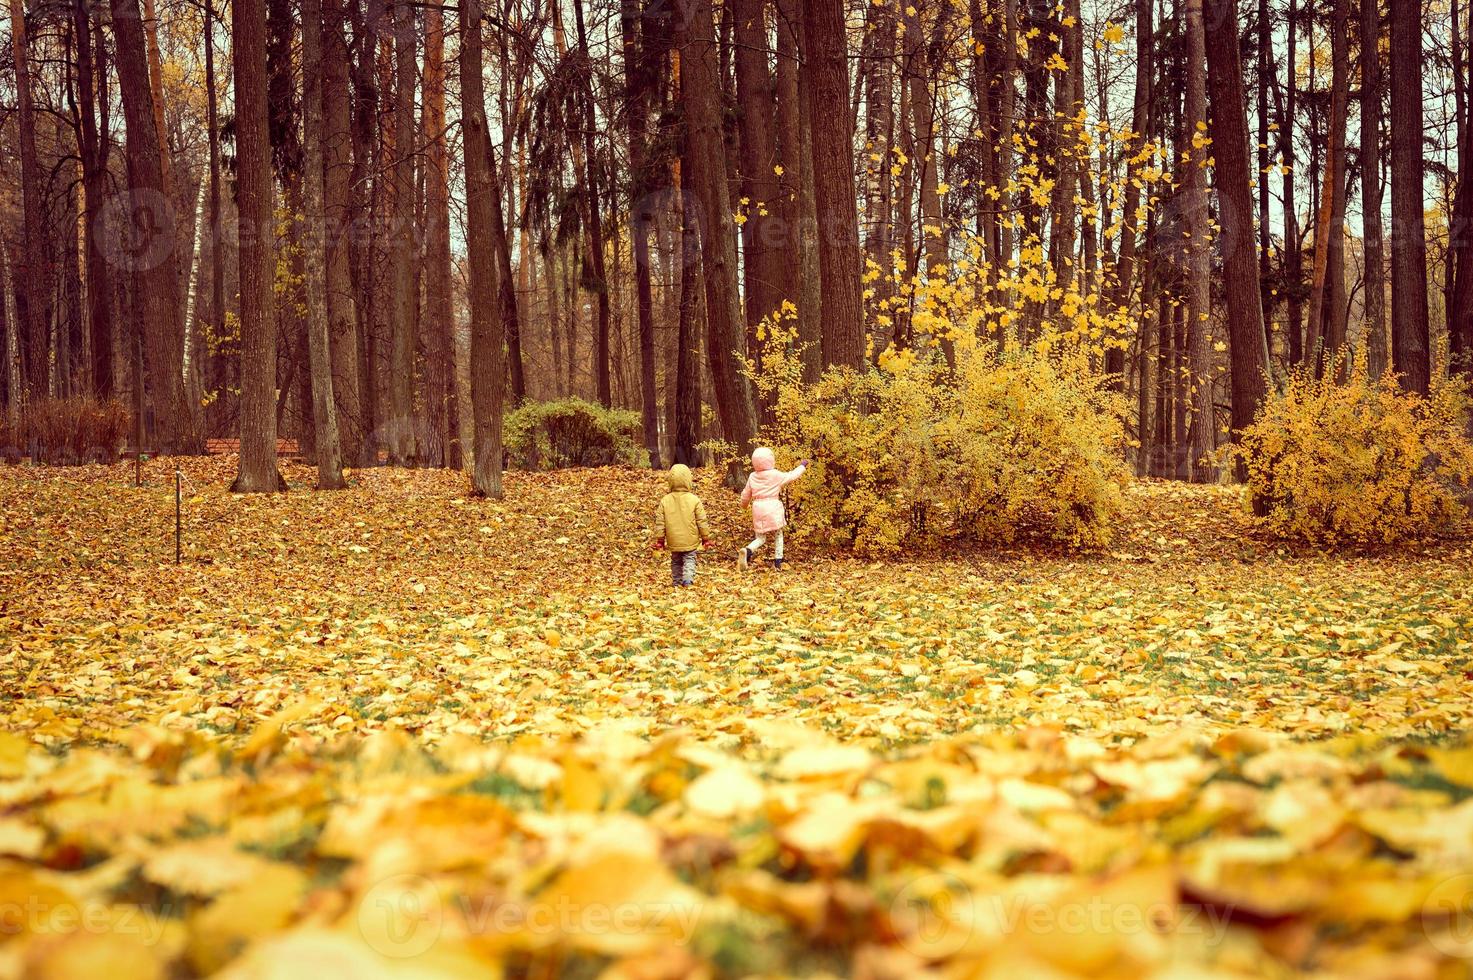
top-left (738, 548), bottom-right (750, 570)
top-left (772, 557), bottom-right (784, 571)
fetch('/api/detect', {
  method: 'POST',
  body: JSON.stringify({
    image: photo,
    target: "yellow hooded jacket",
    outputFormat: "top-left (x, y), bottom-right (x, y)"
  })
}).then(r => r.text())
top-left (654, 464), bottom-right (710, 552)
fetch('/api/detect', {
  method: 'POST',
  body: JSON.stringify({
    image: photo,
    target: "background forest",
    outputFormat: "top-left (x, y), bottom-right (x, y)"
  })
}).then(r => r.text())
top-left (0, 0), bottom-right (1470, 494)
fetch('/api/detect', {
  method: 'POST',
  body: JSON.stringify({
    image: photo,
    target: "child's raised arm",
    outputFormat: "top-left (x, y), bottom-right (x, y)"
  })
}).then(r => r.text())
top-left (778, 459), bottom-right (811, 487)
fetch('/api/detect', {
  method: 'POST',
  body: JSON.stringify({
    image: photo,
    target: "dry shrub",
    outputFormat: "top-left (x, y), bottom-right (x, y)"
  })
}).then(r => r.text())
top-left (24, 397), bottom-right (131, 464)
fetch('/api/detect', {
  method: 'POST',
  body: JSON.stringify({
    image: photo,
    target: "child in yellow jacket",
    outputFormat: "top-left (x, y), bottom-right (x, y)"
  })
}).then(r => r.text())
top-left (652, 464), bottom-right (712, 586)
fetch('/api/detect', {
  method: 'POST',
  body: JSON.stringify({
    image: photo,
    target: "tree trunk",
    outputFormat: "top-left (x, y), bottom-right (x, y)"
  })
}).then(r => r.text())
top-left (909, 1), bottom-right (953, 353)
top-left (231, 0), bottom-right (283, 491)
top-left (300, 0), bottom-right (346, 488)
top-left (623, 1), bottom-right (661, 466)
top-left (10, 0), bottom-right (51, 403)
top-left (545, 237), bottom-right (564, 399)
top-left (1047, 0), bottom-right (1081, 296)
top-left (422, 1), bottom-right (454, 468)
top-left (571, 0), bottom-right (613, 407)
top-left (1184, 0), bottom-right (1215, 481)
top-left (1388, 0), bottom-right (1431, 394)
top-left (733, 0), bottom-right (785, 341)
top-left (496, 27), bottom-right (527, 407)
top-left (1361, 0), bottom-right (1389, 379)
top-left (111, 0), bottom-right (192, 452)
top-left (678, 0), bottom-right (757, 455)
top-left (676, 138), bottom-right (706, 467)
top-left (863, 0), bottom-right (897, 319)
top-left (324, 0), bottom-right (362, 459)
top-left (74, 0), bottom-right (113, 400)
top-left (1280, 0), bottom-right (1303, 367)
top-left (386, 1), bottom-right (417, 464)
top-left (1447, 0), bottom-right (1473, 387)
top-left (1204, 0), bottom-right (1271, 460)
top-left (779, 0), bottom-right (823, 382)
top-left (487, 122), bottom-right (524, 408)
top-left (1106, 0), bottom-right (1153, 385)
top-left (1257, 0), bottom-right (1273, 326)
top-left (1305, 0), bottom-right (1349, 376)
top-left (802, 0), bottom-right (865, 370)
top-left (462, 0), bottom-right (507, 498)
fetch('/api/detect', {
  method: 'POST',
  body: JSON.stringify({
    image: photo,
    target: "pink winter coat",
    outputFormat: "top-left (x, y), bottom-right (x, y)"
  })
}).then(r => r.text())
top-left (740, 447), bottom-right (807, 534)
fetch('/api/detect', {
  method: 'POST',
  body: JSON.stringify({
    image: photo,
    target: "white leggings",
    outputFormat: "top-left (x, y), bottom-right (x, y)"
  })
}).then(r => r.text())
top-left (746, 530), bottom-right (784, 560)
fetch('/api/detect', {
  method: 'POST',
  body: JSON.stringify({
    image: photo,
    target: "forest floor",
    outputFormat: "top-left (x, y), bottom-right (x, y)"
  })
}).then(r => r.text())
top-left (3, 458), bottom-right (1473, 978)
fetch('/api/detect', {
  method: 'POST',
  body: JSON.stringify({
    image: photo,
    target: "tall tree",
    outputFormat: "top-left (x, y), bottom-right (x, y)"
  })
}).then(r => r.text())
top-left (733, 0), bottom-right (785, 339)
top-left (111, 0), bottom-right (193, 452)
top-left (231, 0), bottom-right (283, 490)
top-left (1388, 0), bottom-right (1431, 393)
top-left (675, 134), bottom-right (706, 468)
top-left (908, 0), bottom-right (954, 353)
top-left (323, 0), bottom-right (362, 458)
top-left (1183, 0), bottom-right (1215, 480)
top-left (802, 0), bottom-right (865, 369)
top-left (423, 0), bottom-right (456, 468)
top-left (863, 0), bottom-right (897, 319)
top-left (346, 0), bottom-right (380, 465)
top-left (623, 0), bottom-right (661, 466)
top-left (1106, 0), bottom-right (1154, 386)
top-left (1448, 0), bottom-right (1473, 387)
top-left (387, 0), bottom-right (417, 463)
top-left (1279, 0), bottom-right (1304, 366)
top-left (1204, 0), bottom-right (1271, 455)
top-left (462, 0), bottom-right (508, 498)
top-left (9, 0), bottom-right (51, 401)
top-left (301, 0), bottom-right (346, 488)
top-left (1305, 0), bottom-right (1349, 374)
top-left (777, 0), bottom-right (823, 381)
top-left (678, 0), bottom-right (757, 455)
top-left (74, 0), bottom-right (112, 399)
top-left (1361, 0), bottom-right (1388, 379)
top-left (572, 0), bottom-right (614, 406)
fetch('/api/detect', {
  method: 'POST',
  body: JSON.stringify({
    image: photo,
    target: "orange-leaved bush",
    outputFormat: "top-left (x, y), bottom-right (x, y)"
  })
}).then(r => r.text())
top-left (1232, 366), bottom-right (1473, 545)
top-left (748, 317), bottom-right (1130, 555)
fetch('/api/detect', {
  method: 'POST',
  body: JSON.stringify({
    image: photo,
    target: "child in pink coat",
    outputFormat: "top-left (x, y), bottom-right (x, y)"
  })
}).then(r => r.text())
top-left (738, 447), bottom-right (809, 570)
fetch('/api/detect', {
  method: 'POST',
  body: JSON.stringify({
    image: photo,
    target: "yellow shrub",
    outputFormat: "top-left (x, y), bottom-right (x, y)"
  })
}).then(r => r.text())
top-left (750, 322), bottom-right (1130, 555)
top-left (1233, 367), bottom-right (1473, 545)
